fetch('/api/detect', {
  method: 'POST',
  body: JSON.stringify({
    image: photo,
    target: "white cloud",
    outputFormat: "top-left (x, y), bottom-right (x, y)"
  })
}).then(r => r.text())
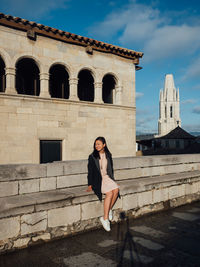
top-left (181, 99), bottom-right (197, 105)
top-left (0, 0), bottom-right (70, 20)
top-left (182, 55), bottom-right (200, 81)
top-left (88, 1), bottom-right (200, 62)
top-left (135, 92), bottom-right (144, 99)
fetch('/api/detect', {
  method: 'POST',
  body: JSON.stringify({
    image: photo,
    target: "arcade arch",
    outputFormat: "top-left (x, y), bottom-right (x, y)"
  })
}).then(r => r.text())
top-left (49, 64), bottom-right (69, 99)
top-left (102, 74), bottom-right (116, 104)
top-left (16, 58), bottom-right (40, 96)
top-left (0, 56), bottom-right (6, 92)
top-left (78, 69), bottom-right (94, 102)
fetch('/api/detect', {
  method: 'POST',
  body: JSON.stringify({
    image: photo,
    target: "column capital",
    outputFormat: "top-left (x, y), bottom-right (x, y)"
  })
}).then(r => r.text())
top-left (69, 78), bottom-right (78, 84)
top-left (5, 67), bottom-right (16, 75)
top-left (94, 82), bottom-right (103, 87)
top-left (40, 73), bottom-right (50, 80)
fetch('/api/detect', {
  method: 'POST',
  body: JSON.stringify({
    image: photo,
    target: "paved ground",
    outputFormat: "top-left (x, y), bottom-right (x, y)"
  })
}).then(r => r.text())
top-left (1, 201), bottom-right (200, 267)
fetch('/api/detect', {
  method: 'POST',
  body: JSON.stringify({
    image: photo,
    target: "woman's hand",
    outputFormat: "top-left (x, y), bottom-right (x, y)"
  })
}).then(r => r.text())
top-left (86, 185), bottom-right (92, 192)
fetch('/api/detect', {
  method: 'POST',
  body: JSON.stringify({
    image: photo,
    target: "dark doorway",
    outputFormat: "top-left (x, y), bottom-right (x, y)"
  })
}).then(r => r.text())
top-left (40, 140), bottom-right (62, 163)
top-left (16, 58), bottom-right (40, 95)
top-left (102, 74), bottom-right (116, 104)
top-left (78, 70), bottom-right (94, 102)
top-left (0, 56), bottom-right (6, 92)
top-left (49, 64), bottom-right (69, 99)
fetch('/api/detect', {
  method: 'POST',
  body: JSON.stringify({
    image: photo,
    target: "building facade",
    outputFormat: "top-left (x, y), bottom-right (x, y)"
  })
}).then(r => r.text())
top-left (158, 74), bottom-right (181, 136)
top-left (0, 13), bottom-right (143, 164)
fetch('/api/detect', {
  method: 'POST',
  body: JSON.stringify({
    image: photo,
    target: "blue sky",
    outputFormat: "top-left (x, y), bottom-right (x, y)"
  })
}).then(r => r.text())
top-left (1, 0), bottom-right (200, 134)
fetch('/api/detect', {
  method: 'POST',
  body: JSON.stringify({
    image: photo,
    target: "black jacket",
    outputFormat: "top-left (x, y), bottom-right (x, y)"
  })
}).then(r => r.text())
top-left (87, 152), bottom-right (115, 201)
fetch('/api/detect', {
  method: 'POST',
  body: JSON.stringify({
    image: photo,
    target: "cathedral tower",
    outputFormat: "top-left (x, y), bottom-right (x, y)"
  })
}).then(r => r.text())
top-left (158, 74), bottom-right (181, 136)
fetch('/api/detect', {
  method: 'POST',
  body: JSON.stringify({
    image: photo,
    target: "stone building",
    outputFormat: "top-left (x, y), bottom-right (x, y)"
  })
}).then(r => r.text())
top-left (0, 13), bottom-right (143, 164)
top-left (158, 74), bottom-right (181, 136)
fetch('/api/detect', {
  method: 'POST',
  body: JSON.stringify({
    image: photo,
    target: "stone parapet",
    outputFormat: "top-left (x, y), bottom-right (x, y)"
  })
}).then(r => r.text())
top-left (0, 154), bottom-right (200, 253)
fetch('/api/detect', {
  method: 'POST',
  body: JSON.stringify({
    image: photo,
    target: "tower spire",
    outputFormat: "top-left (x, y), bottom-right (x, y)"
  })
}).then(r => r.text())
top-left (158, 74), bottom-right (181, 136)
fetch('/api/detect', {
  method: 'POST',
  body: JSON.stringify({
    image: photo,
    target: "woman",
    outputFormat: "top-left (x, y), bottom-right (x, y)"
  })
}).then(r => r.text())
top-left (87, 136), bottom-right (119, 232)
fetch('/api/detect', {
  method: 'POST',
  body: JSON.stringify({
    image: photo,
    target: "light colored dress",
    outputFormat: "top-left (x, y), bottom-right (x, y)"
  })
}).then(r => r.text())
top-left (99, 153), bottom-right (119, 194)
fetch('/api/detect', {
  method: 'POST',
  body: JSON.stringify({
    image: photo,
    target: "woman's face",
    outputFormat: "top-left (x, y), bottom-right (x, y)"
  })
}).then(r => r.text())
top-left (95, 140), bottom-right (105, 152)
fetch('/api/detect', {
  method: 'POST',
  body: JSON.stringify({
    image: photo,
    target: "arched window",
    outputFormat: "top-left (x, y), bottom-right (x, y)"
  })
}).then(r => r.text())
top-left (165, 105), bottom-right (167, 118)
top-left (16, 58), bottom-right (40, 95)
top-left (78, 70), bottom-right (94, 102)
top-left (102, 74), bottom-right (116, 104)
top-left (170, 106), bottom-right (173, 118)
top-left (0, 56), bottom-right (6, 92)
top-left (49, 64), bottom-right (69, 99)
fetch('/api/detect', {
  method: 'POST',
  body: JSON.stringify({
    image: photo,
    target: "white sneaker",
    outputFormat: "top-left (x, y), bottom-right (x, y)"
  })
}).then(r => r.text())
top-left (100, 217), bottom-right (110, 232)
top-left (109, 210), bottom-right (113, 221)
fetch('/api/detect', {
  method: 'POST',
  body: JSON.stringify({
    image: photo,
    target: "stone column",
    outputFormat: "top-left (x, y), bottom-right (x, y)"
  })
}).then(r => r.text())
top-left (69, 78), bottom-right (79, 100)
top-left (115, 86), bottom-right (122, 105)
top-left (5, 67), bottom-right (17, 94)
top-left (40, 73), bottom-right (50, 98)
top-left (94, 82), bottom-right (103, 103)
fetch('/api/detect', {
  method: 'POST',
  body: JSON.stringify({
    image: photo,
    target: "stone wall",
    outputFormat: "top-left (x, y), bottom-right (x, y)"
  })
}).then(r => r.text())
top-left (0, 154), bottom-right (200, 253)
top-left (0, 23), bottom-right (137, 164)
top-left (0, 94), bottom-right (135, 163)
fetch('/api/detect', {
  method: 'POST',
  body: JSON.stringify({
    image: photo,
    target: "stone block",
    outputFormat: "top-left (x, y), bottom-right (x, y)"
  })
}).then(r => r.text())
top-left (0, 164), bottom-right (46, 181)
top-left (63, 160), bottom-right (88, 175)
top-left (19, 179), bottom-right (40, 194)
top-left (40, 177), bottom-right (56, 191)
top-left (81, 201), bottom-right (103, 220)
top-left (0, 216), bottom-right (20, 240)
top-left (169, 184), bottom-right (185, 199)
top-left (47, 162), bottom-right (64, 177)
top-left (115, 168), bottom-right (142, 180)
top-left (32, 233), bottom-right (51, 242)
top-left (0, 181), bottom-right (18, 197)
top-left (185, 182), bottom-right (199, 195)
top-left (138, 191), bottom-right (153, 207)
top-left (153, 188), bottom-right (169, 204)
top-left (48, 205), bottom-right (80, 227)
top-left (0, 205), bottom-right (34, 219)
top-left (21, 211), bottom-right (47, 235)
top-left (122, 194), bottom-right (138, 211)
top-left (57, 174), bottom-right (86, 188)
top-left (13, 237), bottom-right (30, 248)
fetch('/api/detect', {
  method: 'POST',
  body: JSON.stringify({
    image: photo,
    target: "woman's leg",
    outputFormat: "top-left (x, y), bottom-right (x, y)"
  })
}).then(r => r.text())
top-left (110, 188), bottom-right (119, 210)
top-left (104, 191), bottom-right (113, 220)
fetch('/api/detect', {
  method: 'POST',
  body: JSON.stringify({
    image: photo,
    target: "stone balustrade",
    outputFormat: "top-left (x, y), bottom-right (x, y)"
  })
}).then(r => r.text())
top-left (0, 154), bottom-right (200, 253)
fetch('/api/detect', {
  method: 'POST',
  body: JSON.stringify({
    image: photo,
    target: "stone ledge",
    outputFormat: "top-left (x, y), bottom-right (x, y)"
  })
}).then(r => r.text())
top-left (1, 170), bottom-right (200, 219)
top-left (0, 154), bottom-right (199, 182)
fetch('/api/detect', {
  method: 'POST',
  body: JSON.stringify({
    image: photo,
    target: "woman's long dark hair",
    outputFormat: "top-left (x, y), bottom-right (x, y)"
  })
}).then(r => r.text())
top-left (92, 136), bottom-right (112, 159)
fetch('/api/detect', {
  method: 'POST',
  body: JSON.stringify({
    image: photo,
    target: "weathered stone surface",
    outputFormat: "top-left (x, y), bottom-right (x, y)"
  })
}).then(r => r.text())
top-left (153, 188), bottom-right (169, 203)
top-left (0, 181), bottom-right (18, 197)
top-left (0, 216), bottom-right (20, 240)
top-left (46, 162), bottom-right (64, 177)
top-left (32, 233), bottom-right (51, 242)
top-left (40, 177), bottom-right (56, 191)
top-left (19, 179), bottom-right (40, 194)
top-left (57, 174), bottom-right (86, 188)
top-left (13, 237), bottom-right (30, 248)
top-left (122, 194), bottom-right (138, 211)
top-left (138, 191), bottom-right (153, 207)
top-left (0, 205), bottom-right (34, 219)
top-left (0, 164), bottom-right (46, 181)
top-left (21, 211), bottom-right (47, 235)
top-left (81, 201), bottom-right (103, 220)
top-left (48, 205), bottom-right (80, 227)
top-left (169, 184), bottom-right (185, 199)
